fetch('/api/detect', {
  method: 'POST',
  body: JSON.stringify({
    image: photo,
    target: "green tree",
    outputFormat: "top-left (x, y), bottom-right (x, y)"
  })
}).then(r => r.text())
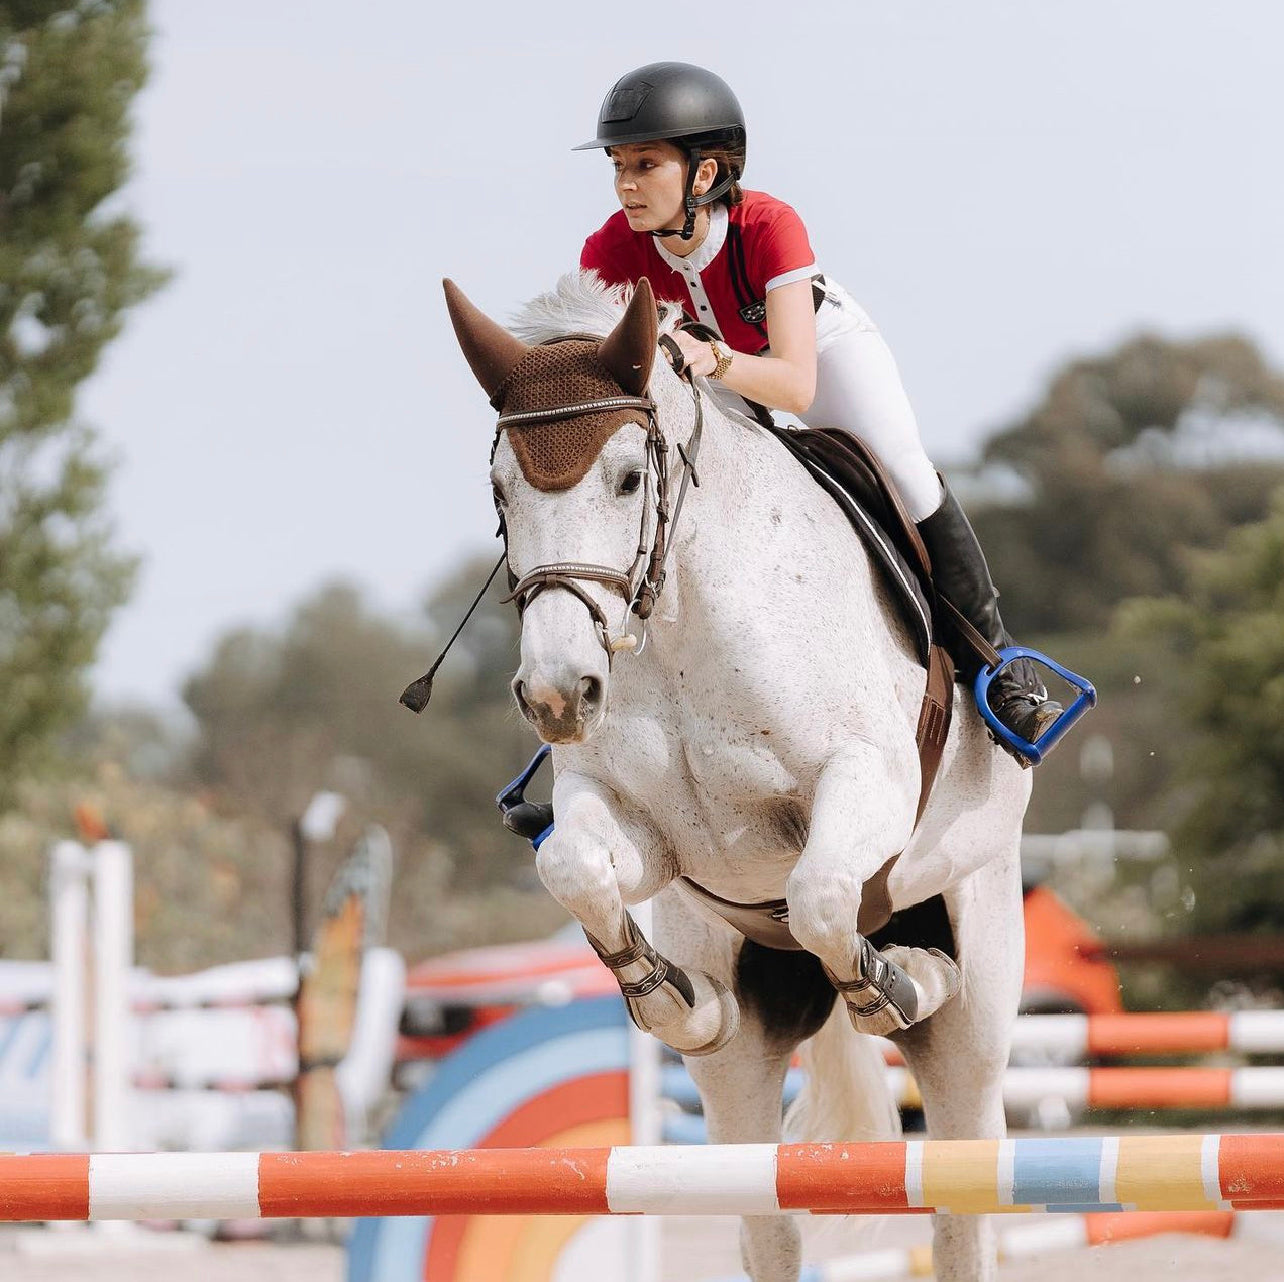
top-left (0, 1), bottom-right (165, 789)
top-left (970, 333), bottom-right (1284, 634)
top-left (1119, 489), bottom-right (1284, 935)
top-left (182, 568), bottom-right (537, 890)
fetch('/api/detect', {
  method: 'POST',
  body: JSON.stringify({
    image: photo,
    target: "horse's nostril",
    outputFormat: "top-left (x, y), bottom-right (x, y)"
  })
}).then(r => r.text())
top-left (580, 676), bottom-right (603, 709)
top-left (512, 679), bottom-right (533, 719)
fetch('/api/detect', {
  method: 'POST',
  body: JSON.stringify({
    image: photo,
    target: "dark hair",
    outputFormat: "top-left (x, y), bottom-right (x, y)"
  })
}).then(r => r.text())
top-left (695, 138), bottom-right (746, 207)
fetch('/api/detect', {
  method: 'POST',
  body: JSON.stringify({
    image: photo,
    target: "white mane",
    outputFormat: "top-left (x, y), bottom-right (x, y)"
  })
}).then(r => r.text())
top-left (509, 271), bottom-right (682, 343)
top-left (510, 270), bottom-right (763, 435)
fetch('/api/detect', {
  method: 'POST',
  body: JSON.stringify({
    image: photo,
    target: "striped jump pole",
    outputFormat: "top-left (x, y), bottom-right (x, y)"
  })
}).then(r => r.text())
top-left (717, 1210), bottom-right (1284, 1282)
top-left (662, 1065), bottom-right (1284, 1117)
top-left (3, 1135), bottom-right (1283, 1221)
top-left (868, 1012), bottom-right (1284, 1067)
top-left (1009, 1011), bottom-right (1284, 1059)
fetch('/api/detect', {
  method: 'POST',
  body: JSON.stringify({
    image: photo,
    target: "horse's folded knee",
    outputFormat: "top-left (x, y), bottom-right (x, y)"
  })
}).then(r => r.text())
top-left (784, 868), bottom-right (863, 962)
top-left (535, 832), bottom-right (614, 909)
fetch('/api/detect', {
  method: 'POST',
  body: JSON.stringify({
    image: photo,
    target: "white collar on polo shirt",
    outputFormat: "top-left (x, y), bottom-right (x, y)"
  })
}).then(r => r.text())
top-left (653, 203), bottom-right (729, 276)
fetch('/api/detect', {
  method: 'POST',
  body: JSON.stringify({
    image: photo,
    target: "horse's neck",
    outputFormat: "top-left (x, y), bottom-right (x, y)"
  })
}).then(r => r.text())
top-left (663, 403), bottom-right (890, 640)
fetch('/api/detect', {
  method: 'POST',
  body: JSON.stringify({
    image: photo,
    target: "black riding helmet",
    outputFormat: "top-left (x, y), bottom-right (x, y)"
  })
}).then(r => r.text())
top-left (575, 62), bottom-right (746, 241)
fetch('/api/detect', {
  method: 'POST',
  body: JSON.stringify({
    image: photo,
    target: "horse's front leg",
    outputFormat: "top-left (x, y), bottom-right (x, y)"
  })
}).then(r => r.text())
top-left (786, 744), bottom-right (960, 1036)
top-left (536, 771), bottom-right (740, 1055)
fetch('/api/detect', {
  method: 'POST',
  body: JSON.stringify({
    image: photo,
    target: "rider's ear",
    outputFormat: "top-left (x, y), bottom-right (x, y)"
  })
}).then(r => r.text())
top-left (598, 277), bottom-right (657, 397)
top-left (443, 279), bottom-right (530, 409)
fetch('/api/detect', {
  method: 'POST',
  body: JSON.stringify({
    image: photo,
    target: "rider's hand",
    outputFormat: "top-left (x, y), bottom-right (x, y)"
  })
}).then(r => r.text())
top-left (673, 330), bottom-right (717, 377)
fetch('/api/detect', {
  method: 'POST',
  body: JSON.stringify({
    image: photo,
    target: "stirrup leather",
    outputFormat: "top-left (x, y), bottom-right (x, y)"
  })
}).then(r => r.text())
top-left (824, 937), bottom-right (921, 1028)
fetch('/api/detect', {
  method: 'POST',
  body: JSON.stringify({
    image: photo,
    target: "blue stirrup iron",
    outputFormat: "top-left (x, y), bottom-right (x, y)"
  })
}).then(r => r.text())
top-left (973, 646), bottom-right (1097, 766)
top-left (496, 744), bottom-right (554, 849)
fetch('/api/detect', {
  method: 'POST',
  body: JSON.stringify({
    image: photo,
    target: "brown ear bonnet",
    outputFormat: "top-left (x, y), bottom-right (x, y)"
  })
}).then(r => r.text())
top-left (444, 278), bottom-right (659, 491)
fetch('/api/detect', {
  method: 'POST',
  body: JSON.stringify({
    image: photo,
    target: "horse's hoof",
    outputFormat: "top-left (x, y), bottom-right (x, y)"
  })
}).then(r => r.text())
top-left (630, 971), bottom-right (740, 1056)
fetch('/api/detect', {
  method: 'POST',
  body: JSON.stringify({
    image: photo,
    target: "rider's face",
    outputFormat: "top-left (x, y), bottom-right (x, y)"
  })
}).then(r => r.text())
top-left (610, 141), bottom-right (690, 233)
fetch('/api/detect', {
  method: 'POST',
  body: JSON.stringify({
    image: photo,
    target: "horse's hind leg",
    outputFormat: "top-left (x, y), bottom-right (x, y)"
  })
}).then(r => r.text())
top-left (892, 846), bottom-right (1024, 1282)
top-left (657, 890), bottom-right (832, 1282)
top-left (536, 771), bottom-right (740, 1056)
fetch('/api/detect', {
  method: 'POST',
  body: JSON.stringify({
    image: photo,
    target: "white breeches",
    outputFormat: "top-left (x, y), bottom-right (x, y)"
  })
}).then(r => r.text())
top-left (798, 293), bottom-right (943, 522)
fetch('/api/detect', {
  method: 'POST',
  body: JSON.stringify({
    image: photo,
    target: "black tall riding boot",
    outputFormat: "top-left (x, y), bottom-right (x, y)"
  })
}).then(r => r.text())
top-left (916, 483), bottom-right (1062, 759)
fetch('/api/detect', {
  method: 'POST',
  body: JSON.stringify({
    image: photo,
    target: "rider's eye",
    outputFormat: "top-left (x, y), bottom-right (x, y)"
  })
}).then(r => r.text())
top-left (619, 470), bottom-right (643, 496)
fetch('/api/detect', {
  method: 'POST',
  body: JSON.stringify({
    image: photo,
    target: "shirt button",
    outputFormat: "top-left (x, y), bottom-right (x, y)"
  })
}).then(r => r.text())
top-left (700, 305), bottom-right (708, 311)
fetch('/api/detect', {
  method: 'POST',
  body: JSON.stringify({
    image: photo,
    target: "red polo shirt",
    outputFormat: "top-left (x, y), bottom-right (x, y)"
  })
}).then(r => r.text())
top-left (580, 190), bottom-right (817, 354)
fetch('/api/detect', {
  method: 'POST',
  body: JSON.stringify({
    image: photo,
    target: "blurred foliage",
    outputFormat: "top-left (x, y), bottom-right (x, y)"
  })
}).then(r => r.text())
top-left (181, 571), bottom-right (543, 892)
top-left (974, 332), bottom-right (1284, 975)
top-left (0, 765), bottom-right (566, 969)
top-left (1015, 624), bottom-right (1180, 839)
top-left (972, 333), bottom-right (1284, 633)
top-left (0, 1), bottom-right (165, 794)
top-left (1117, 490), bottom-right (1284, 937)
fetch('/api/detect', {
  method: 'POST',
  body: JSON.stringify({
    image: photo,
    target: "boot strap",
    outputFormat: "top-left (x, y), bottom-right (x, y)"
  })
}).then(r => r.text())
top-left (939, 596), bottom-right (1003, 671)
top-left (823, 938), bottom-right (920, 1025)
top-left (585, 912), bottom-right (648, 969)
top-left (585, 914), bottom-right (696, 1005)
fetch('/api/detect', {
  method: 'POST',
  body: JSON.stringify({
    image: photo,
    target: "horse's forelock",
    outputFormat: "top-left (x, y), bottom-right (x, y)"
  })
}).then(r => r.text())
top-left (510, 272), bottom-right (681, 345)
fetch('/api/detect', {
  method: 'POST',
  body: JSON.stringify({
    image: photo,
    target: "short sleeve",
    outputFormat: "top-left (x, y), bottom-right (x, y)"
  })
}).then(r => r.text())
top-left (580, 214), bottom-right (638, 288)
top-left (580, 234), bottom-right (610, 275)
top-left (750, 199), bottom-right (817, 294)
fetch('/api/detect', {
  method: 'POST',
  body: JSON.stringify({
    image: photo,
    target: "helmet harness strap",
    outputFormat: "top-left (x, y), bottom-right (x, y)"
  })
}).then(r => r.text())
top-left (651, 145), bottom-right (739, 242)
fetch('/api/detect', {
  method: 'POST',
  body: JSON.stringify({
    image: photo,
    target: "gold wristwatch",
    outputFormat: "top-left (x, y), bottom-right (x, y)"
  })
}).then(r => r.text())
top-left (707, 339), bottom-right (734, 381)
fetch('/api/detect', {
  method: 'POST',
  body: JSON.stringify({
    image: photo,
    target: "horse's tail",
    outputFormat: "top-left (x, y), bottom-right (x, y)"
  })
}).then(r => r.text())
top-left (784, 1002), bottom-right (901, 1143)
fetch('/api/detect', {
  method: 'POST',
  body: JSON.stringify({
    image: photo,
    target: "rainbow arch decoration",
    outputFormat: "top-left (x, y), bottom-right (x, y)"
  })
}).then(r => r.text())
top-left (347, 995), bottom-right (642, 1282)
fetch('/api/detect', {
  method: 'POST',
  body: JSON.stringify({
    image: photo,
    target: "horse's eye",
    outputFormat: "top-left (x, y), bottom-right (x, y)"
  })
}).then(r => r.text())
top-left (492, 483), bottom-right (506, 508)
top-left (619, 470), bottom-right (643, 496)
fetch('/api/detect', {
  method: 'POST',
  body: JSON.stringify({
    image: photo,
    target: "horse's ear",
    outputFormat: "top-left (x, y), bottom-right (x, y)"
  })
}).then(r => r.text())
top-left (443, 279), bottom-right (529, 407)
top-left (598, 277), bottom-right (657, 396)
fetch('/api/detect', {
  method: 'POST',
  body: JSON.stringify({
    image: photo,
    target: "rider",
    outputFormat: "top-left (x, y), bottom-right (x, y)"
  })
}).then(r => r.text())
top-left (575, 61), bottom-right (1062, 760)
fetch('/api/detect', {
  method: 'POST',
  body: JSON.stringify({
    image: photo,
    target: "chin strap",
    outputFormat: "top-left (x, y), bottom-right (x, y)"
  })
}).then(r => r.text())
top-left (650, 146), bottom-right (738, 242)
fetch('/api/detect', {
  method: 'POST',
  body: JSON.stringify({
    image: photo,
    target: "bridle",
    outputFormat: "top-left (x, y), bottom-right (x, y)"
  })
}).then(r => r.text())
top-left (497, 335), bottom-right (704, 663)
top-left (398, 333), bottom-right (702, 714)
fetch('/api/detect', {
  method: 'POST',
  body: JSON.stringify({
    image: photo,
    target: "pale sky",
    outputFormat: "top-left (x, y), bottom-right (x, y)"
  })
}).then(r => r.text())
top-left (82, 0), bottom-right (1284, 707)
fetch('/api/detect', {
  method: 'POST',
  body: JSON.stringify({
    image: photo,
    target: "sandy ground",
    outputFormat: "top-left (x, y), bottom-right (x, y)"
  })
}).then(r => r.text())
top-left (3, 1219), bottom-right (1284, 1282)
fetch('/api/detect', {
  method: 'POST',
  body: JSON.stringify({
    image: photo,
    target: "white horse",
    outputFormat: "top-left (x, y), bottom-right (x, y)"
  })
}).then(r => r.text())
top-left (442, 273), bottom-right (1031, 1282)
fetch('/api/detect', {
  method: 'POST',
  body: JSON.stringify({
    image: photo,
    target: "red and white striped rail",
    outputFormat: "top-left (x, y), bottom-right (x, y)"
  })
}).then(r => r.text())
top-left (663, 1065), bottom-right (1284, 1116)
top-left (891, 1065), bottom-right (1284, 1111)
top-left (1008, 1011), bottom-right (1284, 1059)
top-left (3, 1135), bottom-right (1283, 1221)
